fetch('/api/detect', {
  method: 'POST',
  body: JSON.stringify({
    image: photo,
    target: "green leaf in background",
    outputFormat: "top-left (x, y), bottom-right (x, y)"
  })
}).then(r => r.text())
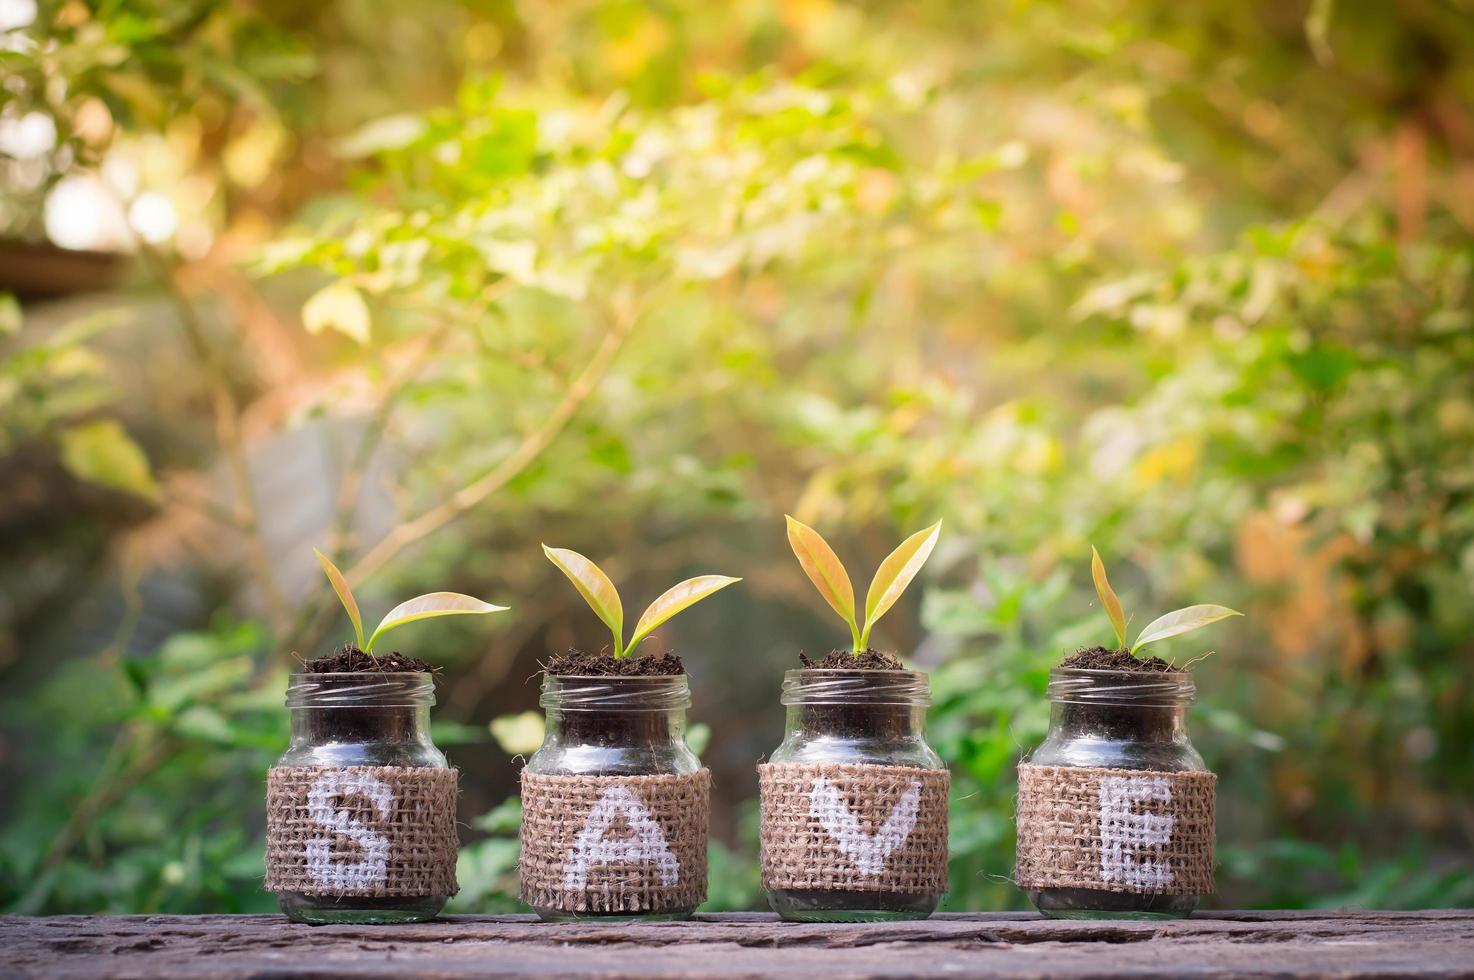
top-left (0, 293), bottom-right (19, 335)
top-left (1132, 604), bottom-right (1243, 653)
top-left (1288, 343), bottom-right (1358, 392)
top-left (860, 520), bottom-right (942, 650)
top-left (1091, 547), bottom-right (1128, 650)
top-left (301, 280), bottom-right (370, 344)
top-left (336, 114), bottom-right (427, 158)
top-left (58, 420), bottom-right (160, 502)
top-left (489, 711), bottom-right (545, 755)
top-left (627, 574), bottom-right (742, 655)
top-left (686, 722), bottom-right (711, 757)
top-left (365, 592), bottom-right (508, 653)
top-left (543, 545), bottom-right (625, 656)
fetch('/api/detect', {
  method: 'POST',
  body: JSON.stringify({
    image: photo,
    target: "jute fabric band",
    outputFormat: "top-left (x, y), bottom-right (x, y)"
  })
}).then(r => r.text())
top-left (519, 769), bottom-right (710, 914)
top-left (265, 766), bottom-right (459, 897)
top-left (758, 762), bottom-right (949, 895)
top-left (1015, 764), bottom-right (1215, 896)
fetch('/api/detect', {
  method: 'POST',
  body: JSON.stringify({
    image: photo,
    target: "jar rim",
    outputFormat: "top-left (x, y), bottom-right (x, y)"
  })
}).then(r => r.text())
top-left (1046, 667), bottom-right (1195, 707)
top-left (286, 671), bottom-right (436, 708)
top-left (781, 668), bottom-right (932, 706)
top-left (540, 673), bottom-right (691, 711)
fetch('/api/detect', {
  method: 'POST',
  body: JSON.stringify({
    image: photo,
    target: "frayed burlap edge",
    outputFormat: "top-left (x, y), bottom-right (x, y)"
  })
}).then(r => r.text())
top-left (519, 770), bottom-right (709, 914)
top-left (759, 762), bottom-right (949, 895)
top-left (1016, 764), bottom-right (1215, 896)
top-left (265, 766), bottom-right (459, 898)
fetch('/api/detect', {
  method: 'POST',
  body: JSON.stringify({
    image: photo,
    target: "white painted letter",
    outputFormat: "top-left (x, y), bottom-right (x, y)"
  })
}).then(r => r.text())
top-left (1097, 775), bottom-right (1175, 890)
top-left (305, 771), bottom-right (392, 890)
top-left (561, 787), bottom-right (679, 890)
top-left (808, 777), bottom-right (922, 876)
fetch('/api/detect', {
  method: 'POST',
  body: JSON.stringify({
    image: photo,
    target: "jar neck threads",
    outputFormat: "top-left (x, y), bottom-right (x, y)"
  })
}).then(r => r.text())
top-left (539, 674), bottom-right (691, 753)
top-left (285, 673), bottom-right (436, 745)
top-left (781, 669), bottom-right (931, 741)
top-left (1046, 668), bottom-right (1194, 744)
top-left (286, 672), bottom-right (437, 708)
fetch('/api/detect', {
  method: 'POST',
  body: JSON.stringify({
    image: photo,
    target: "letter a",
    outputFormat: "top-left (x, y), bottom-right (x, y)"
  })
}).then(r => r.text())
top-left (562, 786), bottom-right (679, 890)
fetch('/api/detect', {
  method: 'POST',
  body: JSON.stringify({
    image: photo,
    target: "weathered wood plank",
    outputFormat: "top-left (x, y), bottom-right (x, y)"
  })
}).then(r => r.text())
top-left (3, 910), bottom-right (1472, 978)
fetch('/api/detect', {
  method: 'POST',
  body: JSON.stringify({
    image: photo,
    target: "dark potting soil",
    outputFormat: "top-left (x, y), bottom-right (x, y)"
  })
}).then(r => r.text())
top-left (540, 650), bottom-right (684, 760)
top-left (1056, 646), bottom-right (1186, 741)
top-left (799, 648), bottom-right (906, 670)
top-left (793, 651), bottom-right (914, 740)
top-left (301, 645), bottom-right (434, 673)
top-left (1059, 645), bottom-right (1176, 672)
top-left (544, 649), bottom-right (686, 676)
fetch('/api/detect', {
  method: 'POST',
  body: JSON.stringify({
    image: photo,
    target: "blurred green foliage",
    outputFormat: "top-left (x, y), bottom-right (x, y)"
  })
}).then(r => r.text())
top-left (2, 0), bottom-right (1473, 915)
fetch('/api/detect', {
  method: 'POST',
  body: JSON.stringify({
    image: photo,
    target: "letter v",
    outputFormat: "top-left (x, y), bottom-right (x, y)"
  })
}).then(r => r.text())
top-left (808, 777), bottom-right (922, 876)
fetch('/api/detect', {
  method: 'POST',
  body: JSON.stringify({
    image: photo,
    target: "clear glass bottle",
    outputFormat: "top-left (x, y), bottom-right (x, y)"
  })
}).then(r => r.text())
top-left (525, 673), bottom-right (702, 922)
top-left (765, 668), bottom-right (946, 922)
top-left (273, 672), bottom-right (450, 925)
top-left (1023, 667), bottom-right (1206, 919)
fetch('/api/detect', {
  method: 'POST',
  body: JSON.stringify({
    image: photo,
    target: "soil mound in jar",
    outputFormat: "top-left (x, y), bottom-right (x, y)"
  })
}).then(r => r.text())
top-left (1059, 645), bottom-right (1179, 672)
top-left (544, 649), bottom-right (686, 676)
top-left (799, 648), bottom-right (906, 670)
top-left (301, 645), bottom-right (434, 673)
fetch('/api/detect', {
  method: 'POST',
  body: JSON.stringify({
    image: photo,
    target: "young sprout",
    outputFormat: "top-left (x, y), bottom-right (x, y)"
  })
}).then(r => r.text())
top-left (314, 548), bottom-right (508, 655)
top-left (1090, 546), bottom-right (1242, 655)
top-left (542, 545), bottom-right (741, 658)
top-left (786, 516), bottom-right (943, 655)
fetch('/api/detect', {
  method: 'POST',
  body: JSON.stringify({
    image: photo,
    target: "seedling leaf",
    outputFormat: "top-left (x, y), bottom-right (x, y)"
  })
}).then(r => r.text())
top-left (543, 545), bottom-right (625, 656)
top-left (365, 592), bottom-right (507, 652)
top-left (860, 520), bottom-right (942, 650)
top-left (785, 516), bottom-right (860, 651)
top-left (315, 547), bottom-right (365, 650)
top-left (628, 575), bottom-right (742, 655)
top-left (1132, 604), bottom-right (1242, 654)
top-left (1091, 546), bottom-right (1128, 651)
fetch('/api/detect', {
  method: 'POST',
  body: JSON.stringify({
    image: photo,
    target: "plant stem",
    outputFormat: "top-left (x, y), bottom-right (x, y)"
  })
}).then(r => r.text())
top-left (20, 726), bottom-right (175, 914)
top-left (134, 240), bottom-right (289, 637)
top-left (340, 308), bottom-right (634, 590)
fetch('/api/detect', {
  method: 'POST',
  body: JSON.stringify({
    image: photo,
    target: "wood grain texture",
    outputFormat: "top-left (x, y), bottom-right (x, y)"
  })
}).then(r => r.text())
top-left (3, 910), bottom-right (1472, 978)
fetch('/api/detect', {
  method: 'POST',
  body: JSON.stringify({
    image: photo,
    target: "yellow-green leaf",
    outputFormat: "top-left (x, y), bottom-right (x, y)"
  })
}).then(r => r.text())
top-left (302, 280), bottom-right (370, 344)
top-left (860, 519), bottom-right (942, 649)
top-left (628, 575), bottom-right (742, 654)
top-left (0, 293), bottom-right (20, 335)
top-left (59, 420), bottom-right (160, 502)
top-left (314, 547), bottom-right (364, 650)
top-left (785, 515), bottom-right (859, 647)
top-left (543, 545), bottom-right (625, 655)
top-left (1132, 604), bottom-right (1243, 653)
top-left (1091, 546), bottom-right (1128, 650)
top-left (365, 592), bottom-right (507, 652)
top-left (489, 711), bottom-right (545, 755)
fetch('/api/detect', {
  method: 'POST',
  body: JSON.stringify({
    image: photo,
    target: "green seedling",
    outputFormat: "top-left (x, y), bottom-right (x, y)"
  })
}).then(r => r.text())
top-left (786, 516), bottom-right (943, 655)
top-left (314, 547), bottom-right (508, 654)
top-left (1090, 546), bottom-right (1242, 655)
top-left (542, 545), bottom-right (740, 658)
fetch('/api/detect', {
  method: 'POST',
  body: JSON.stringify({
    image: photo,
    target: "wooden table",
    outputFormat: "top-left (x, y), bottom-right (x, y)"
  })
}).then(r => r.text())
top-left (4, 910), bottom-right (1472, 977)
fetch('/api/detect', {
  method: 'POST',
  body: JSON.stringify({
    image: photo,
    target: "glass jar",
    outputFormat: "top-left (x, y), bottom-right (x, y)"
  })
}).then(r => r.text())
top-left (273, 672), bottom-right (450, 925)
top-left (525, 674), bottom-right (702, 921)
top-left (765, 669), bottom-right (946, 922)
top-left (1022, 668), bottom-right (1206, 919)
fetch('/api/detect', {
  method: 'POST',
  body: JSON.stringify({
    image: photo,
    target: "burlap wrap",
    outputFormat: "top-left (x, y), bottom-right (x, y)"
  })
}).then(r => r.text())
top-left (1015, 764), bottom-right (1215, 896)
top-left (265, 766), bottom-right (459, 897)
top-left (518, 769), bottom-right (710, 914)
top-left (759, 763), bottom-right (949, 895)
